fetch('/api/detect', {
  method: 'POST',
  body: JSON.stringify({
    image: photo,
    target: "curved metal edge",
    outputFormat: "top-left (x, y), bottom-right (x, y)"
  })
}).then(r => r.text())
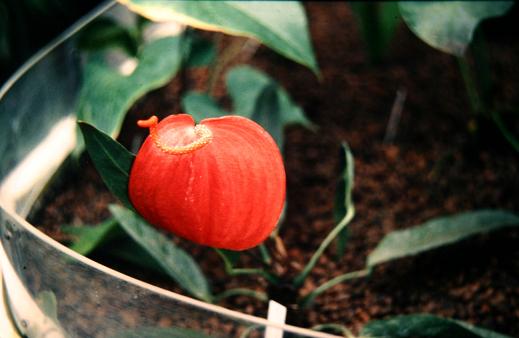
top-left (0, 2), bottom-right (340, 337)
top-left (0, 268), bottom-right (22, 338)
top-left (0, 0), bottom-right (117, 101)
top-left (2, 207), bottom-right (338, 338)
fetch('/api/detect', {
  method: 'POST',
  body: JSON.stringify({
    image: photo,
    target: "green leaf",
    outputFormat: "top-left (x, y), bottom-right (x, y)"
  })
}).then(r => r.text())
top-left (107, 239), bottom-right (167, 275)
top-left (109, 205), bottom-right (212, 302)
top-left (62, 218), bottom-right (120, 256)
top-left (76, 36), bottom-right (183, 141)
top-left (350, 2), bottom-right (400, 63)
top-left (360, 314), bottom-right (512, 338)
top-left (251, 83), bottom-right (283, 147)
top-left (398, 1), bottom-right (513, 56)
top-left (183, 30), bottom-right (216, 67)
top-left (117, 0), bottom-right (318, 73)
top-left (78, 122), bottom-right (135, 210)
top-left (368, 210), bottom-right (519, 267)
top-left (111, 327), bottom-right (212, 338)
top-left (181, 91), bottom-right (228, 122)
top-left (76, 17), bottom-right (139, 55)
top-left (226, 65), bottom-right (314, 131)
top-left (335, 142), bottom-right (355, 260)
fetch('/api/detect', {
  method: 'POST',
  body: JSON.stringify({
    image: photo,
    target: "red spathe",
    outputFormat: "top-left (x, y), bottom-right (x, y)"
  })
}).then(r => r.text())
top-left (128, 114), bottom-right (286, 250)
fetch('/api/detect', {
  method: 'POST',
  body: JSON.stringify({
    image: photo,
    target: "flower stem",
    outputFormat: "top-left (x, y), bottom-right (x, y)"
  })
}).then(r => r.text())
top-left (457, 56), bottom-right (483, 116)
top-left (293, 206), bottom-right (355, 288)
top-left (259, 243), bottom-right (272, 265)
top-left (226, 268), bottom-right (279, 285)
top-left (300, 268), bottom-right (371, 309)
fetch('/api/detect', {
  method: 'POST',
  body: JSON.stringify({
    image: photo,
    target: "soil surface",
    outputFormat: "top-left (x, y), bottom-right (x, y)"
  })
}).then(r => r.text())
top-left (31, 2), bottom-right (519, 337)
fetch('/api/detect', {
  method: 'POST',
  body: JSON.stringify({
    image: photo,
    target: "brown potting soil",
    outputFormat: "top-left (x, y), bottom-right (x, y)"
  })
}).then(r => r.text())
top-left (30, 2), bottom-right (519, 336)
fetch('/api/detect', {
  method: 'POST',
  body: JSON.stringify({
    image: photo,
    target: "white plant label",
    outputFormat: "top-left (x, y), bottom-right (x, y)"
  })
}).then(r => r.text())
top-left (265, 300), bottom-right (287, 338)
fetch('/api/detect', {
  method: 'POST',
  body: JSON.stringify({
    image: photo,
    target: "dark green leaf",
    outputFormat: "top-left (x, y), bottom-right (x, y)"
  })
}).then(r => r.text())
top-left (78, 122), bottom-right (135, 210)
top-left (181, 91), bottom-right (228, 122)
top-left (77, 17), bottom-right (138, 55)
top-left (109, 205), bottom-right (212, 302)
top-left (111, 327), bottom-right (212, 338)
top-left (351, 2), bottom-right (400, 63)
top-left (368, 210), bottom-right (519, 267)
top-left (335, 142), bottom-right (355, 260)
top-left (62, 218), bottom-right (120, 256)
top-left (107, 239), bottom-right (167, 276)
top-left (251, 83), bottom-right (283, 147)
top-left (398, 2), bottom-right (513, 56)
top-left (183, 31), bottom-right (216, 67)
top-left (77, 36), bottom-right (183, 142)
top-left (118, 0), bottom-right (318, 73)
top-left (361, 314), bottom-right (512, 338)
top-left (226, 65), bottom-right (314, 132)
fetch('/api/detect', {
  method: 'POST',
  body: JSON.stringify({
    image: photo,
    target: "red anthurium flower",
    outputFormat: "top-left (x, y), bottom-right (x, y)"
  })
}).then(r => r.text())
top-left (128, 114), bottom-right (286, 250)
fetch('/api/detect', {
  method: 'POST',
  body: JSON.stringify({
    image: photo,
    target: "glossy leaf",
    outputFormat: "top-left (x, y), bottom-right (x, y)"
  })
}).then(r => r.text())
top-left (61, 218), bottom-right (120, 256)
top-left (335, 142), bottom-right (355, 259)
top-left (117, 0), bottom-right (318, 73)
top-left (76, 17), bottom-right (138, 55)
top-left (77, 36), bottom-right (182, 141)
top-left (108, 239), bottom-right (168, 275)
top-left (368, 210), bottom-right (519, 267)
top-left (361, 314), bottom-right (512, 338)
top-left (109, 204), bottom-right (212, 302)
top-left (350, 2), bottom-right (400, 63)
top-left (78, 122), bottom-right (135, 210)
top-left (181, 91), bottom-right (228, 122)
top-left (227, 66), bottom-right (314, 134)
top-left (111, 327), bottom-right (212, 338)
top-left (398, 2), bottom-right (513, 56)
top-left (251, 83), bottom-right (283, 147)
top-left (183, 31), bottom-right (216, 67)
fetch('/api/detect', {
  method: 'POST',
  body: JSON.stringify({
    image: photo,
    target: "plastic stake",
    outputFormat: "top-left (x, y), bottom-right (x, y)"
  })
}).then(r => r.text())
top-left (265, 300), bottom-right (287, 338)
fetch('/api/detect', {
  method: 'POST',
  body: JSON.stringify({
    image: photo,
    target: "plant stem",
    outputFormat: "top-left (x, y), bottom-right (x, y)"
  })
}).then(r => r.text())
top-left (259, 244), bottom-right (272, 265)
top-left (491, 111), bottom-right (519, 153)
top-left (300, 268), bottom-right (371, 309)
top-left (457, 56), bottom-right (483, 115)
top-left (214, 288), bottom-right (268, 303)
top-left (227, 268), bottom-right (279, 285)
top-left (293, 206), bottom-right (355, 288)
